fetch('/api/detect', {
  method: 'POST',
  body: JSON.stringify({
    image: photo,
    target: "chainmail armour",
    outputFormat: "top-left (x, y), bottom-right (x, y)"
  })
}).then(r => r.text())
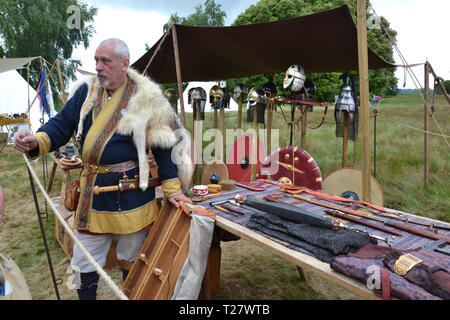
top-left (247, 213), bottom-right (376, 263)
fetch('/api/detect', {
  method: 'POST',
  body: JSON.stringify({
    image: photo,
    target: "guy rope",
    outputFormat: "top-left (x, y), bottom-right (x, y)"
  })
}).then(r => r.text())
top-left (23, 154), bottom-right (128, 300)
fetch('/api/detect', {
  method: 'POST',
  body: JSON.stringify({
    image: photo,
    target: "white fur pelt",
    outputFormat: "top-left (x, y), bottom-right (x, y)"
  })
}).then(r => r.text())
top-left (70, 68), bottom-right (193, 192)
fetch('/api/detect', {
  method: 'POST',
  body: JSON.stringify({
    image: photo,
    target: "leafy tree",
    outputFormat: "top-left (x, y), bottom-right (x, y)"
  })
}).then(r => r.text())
top-left (230, 0), bottom-right (399, 101)
top-left (0, 0), bottom-right (97, 110)
top-left (442, 80), bottom-right (450, 95)
top-left (162, 0), bottom-right (226, 33)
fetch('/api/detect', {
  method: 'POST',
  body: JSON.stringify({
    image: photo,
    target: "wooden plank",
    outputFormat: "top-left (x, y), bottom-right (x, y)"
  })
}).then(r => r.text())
top-left (215, 215), bottom-right (379, 299)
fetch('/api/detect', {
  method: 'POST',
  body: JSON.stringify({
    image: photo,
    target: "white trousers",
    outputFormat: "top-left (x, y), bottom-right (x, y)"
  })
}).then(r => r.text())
top-left (71, 229), bottom-right (148, 273)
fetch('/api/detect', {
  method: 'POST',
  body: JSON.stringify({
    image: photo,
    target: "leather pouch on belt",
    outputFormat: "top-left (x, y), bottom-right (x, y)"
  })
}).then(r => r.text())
top-left (64, 178), bottom-right (80, 212)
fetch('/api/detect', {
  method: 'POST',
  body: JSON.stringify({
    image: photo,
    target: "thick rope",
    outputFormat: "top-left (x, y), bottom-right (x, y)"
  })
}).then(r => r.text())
top-left (23, 154), bottom-right (128, 300)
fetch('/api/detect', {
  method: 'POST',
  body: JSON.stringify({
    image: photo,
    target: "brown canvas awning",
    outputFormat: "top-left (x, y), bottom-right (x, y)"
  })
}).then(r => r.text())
top-left (132, 5), bottom-right (394, 84)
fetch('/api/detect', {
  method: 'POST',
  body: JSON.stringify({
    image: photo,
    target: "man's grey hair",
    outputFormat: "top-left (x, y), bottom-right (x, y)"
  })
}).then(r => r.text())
top-left (99, 38), bottom-right (130, 60)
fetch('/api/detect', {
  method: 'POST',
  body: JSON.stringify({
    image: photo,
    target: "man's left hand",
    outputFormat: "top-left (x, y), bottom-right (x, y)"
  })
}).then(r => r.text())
top-left (168, 193), bottom-right (192, 208)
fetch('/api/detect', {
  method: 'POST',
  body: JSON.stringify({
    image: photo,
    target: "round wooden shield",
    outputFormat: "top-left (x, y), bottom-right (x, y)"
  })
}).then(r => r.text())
top-left (323, 167), bottom-right (384, 207)
top-left (226, 133), bottom-right (265, 182)
top-left (258, 145), bottom-right (323, 191)
top-left (202, 159), bottom-right (229, 185)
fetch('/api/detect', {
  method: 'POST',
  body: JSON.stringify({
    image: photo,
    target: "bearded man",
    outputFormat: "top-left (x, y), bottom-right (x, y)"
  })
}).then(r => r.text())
top-left (14, 38), bottom-right (193, 300)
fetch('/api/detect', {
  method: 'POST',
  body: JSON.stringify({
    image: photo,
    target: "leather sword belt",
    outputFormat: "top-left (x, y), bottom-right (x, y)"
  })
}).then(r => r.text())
top-left (84, 160), bottom-right (139, 174)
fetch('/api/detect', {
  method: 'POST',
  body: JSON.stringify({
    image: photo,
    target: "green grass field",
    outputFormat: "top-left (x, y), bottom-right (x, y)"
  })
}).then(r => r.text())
top-left (0, 93), bottom-right (448, 300)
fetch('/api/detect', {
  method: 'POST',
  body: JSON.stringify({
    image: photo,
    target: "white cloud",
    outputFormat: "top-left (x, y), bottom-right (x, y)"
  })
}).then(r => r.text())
top-left (70, 4), bottom-right (169, 77)
top-left (370, 0), bottom-right (450, 88)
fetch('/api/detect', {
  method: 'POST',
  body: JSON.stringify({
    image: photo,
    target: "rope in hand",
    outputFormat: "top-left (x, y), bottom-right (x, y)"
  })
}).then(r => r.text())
top-left (23, 154), bottom-right (128, 300)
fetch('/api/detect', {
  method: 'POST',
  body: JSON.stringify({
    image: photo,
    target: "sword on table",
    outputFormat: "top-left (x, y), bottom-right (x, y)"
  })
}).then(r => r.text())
top-left (234, 194), bottom-right (395, 246)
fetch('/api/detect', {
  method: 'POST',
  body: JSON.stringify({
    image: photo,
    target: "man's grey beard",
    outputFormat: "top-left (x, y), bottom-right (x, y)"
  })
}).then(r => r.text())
top-left (97, 74), bottom-right (110, 89)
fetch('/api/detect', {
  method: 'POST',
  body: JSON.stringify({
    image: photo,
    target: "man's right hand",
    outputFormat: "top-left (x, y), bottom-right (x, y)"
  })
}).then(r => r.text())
top-left (13, 130), bottom-right (38, 153)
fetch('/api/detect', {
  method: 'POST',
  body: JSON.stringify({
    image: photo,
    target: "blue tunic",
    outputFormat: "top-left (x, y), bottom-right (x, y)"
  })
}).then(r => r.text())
top-left (36, 81), bottom-right (180, 233)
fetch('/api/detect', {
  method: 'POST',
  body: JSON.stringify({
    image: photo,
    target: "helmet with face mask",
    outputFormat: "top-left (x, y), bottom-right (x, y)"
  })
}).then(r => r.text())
top-left (232, 83), bottom-right (248, 103)
top-left (247, 86), bottom-right (267, 124)
top-left (164, 88), bottom-right (178, 112)
top-left (283, 64), bottom-right (306, 92)
top-left (247, 86), bottom-right (267, 107)
top-left (210, 85), bottom-right (229, 109)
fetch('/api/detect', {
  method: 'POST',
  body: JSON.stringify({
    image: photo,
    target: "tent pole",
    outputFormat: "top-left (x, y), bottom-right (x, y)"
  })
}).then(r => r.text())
top-left (342, 112), bottom-right (349, 167)
top-left (171, 24), bottom-right (186, 126)
top-left (357, 0), bottom-right (371, 203)
top-left (220, 106), bottom-right (225, 162)
top-left (267, 102), bottom-right (272, 154)
top-left (56, 60), bottom-right (67, 104)
top-left (251, 106), bottom-right (258, 180)
top-left (300, 104), bottom-right (307, 149)
top-left (237, 95), bottom-right (243, 130)
top-left (424, 61), bottom-right (430, 190)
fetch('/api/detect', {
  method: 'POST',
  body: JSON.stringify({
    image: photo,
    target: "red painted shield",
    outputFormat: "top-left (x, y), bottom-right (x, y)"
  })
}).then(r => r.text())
top-left (258, 145), bottom-right (323, 191)
top-left (226, 133), bottom-right (265, 182)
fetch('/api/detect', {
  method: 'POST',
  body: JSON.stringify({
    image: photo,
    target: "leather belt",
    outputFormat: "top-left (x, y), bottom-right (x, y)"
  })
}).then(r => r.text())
top-left (84, 160), bottom-right (139, 174)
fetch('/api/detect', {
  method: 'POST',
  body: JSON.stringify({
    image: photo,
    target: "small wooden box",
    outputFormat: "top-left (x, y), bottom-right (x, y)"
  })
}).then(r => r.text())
top-left (123, 201), bottom-right (191, 299)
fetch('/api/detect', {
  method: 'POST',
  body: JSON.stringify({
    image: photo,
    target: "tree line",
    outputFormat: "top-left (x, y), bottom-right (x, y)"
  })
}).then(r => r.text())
top-left (0, 0), bottom-right (414, 110)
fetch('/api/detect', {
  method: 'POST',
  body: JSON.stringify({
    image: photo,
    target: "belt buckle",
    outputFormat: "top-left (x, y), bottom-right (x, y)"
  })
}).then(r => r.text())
top-left (393, 254), bottom-right (423, 276)
top-left (89, 164), bottom-right (110, 174)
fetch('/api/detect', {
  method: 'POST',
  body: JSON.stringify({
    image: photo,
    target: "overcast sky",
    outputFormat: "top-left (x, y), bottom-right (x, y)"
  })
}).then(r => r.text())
top-left (70, 0), bottom-right (450, 90)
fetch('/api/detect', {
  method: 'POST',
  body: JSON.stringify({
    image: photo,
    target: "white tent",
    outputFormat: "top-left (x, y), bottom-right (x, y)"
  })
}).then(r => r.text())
top-left (0, 69), bottom-right (45, 133)
top-left (182, 81), bottom-right (240, 113)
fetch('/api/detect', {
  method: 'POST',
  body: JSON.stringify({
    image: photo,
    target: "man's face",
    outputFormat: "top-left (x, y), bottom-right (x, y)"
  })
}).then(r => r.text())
top-left (94, 43), bottom-right (129, 91)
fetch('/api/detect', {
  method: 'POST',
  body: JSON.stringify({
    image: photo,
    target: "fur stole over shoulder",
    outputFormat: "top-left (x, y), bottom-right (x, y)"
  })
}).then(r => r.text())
top-left (70, 68), bottom-right (193, 192)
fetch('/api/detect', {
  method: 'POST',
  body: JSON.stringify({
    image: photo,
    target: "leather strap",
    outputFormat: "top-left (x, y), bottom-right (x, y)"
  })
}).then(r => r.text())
top-left (374, 268), bottom-right (391, 300)
top-left (84, 160), bottom-right (139, 174)
top-left (381, 268), bottom-right (391, 300)
top-left (148, 150), bottom-right (159, 180)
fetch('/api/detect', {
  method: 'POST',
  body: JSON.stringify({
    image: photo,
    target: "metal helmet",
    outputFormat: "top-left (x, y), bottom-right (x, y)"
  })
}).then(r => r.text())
top-left (209, 85), bottom-right (228, 109)
top-left (335, 84), bottom-right (356, 120)
top-left (247, 86), bottom-right (267, 107)
top-left (232, 83), bottom-right (248, 103)
top-left (191, 87), bottom-right (206, 101)
top-left (187, 87), bottom-right (195, 104)
top-left (209, 85), bottom-right (220, 105)
top-left (262, 81), bottom-right (278, 98)
top-left (191, 87), bottom-right (207, 120)
top-left (164, 88), bottom-right (178, 112)
top-left (301, 78), bottom-right (316, 97)
top-left (283, 64), bottom-right (306, 92)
